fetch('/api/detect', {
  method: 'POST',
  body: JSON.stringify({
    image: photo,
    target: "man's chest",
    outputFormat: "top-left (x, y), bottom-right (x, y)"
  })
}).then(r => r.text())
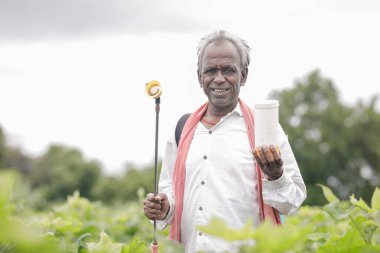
top-left (185, 121), bottom-right (255, 183)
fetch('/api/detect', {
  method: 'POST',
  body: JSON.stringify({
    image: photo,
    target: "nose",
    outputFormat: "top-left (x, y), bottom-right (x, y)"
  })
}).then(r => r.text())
top-left (213, 70), bottom-right (225, 84)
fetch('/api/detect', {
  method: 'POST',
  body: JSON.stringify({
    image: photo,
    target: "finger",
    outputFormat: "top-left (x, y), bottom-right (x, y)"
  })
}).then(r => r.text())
top-left (146, 193), bottom-right (156, 201)
top-left (257, 146), bottom-right (270, 166)
top-left (255, 146), bottom-right (276, 176)
top-left (269, 145), bottom-right (283, 166)
top-left (146, 193), bottom-right (162, 204)
top-left (154, 195), bottom-right (162, 204)
top-left (269, 145), bottom-right (280, 158)
top-left (145, 212), bottom-right (159, 220)
top-left (276, 158), bottom-right (284, 167)
top-left (144, 199), bottom-right (162, 210)
top-left (144, 207), bottom-right (162, 215)
top-left (157, 193), bottom-right (167, 201)
top-left (144, 213), bottom-right (155, 220)
top-left (253, 148), bottom-right (264, 168)
top-left (263, 145), bottom-right (276, 167)
top-left (145, 207), bottom-right (168, 220)
top-left (155, 193), bottom-right (169, 206)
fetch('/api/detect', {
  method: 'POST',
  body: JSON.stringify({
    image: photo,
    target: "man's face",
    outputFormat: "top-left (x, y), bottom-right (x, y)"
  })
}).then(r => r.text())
top-left (198, 40), bottom-right (247, 113)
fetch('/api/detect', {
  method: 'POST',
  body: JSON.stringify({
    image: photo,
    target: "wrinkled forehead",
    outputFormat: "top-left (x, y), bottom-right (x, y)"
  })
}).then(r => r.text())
top-left (202, 58), bottom-right (239, 70)
top-left (201, 40), bottom-right (241, 65)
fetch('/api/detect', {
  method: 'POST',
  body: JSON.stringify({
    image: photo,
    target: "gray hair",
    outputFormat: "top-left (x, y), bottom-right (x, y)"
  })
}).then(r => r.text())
top-left (197, 30), bottom-right (251, 73)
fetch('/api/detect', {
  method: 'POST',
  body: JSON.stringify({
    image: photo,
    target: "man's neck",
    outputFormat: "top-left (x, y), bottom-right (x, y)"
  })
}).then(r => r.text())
top-left (206, 101), bottom-right (239, 118)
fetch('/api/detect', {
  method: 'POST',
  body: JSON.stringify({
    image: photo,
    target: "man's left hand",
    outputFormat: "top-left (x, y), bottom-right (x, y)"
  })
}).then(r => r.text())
top-left (253, 144), bottom-right (283, 181)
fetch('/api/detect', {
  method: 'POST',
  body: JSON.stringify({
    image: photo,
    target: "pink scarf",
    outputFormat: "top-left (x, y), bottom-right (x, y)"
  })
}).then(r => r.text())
top-left (169, 99), bottom-right (281, 242)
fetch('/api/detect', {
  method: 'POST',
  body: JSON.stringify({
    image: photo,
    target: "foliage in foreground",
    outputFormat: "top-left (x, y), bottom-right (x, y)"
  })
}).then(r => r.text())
top-left (198, 185), bottom-right (380, 252)
top-left (1, 170), bottom-right (380, 253)
top-left (0, 170), bottom-right (182, 253)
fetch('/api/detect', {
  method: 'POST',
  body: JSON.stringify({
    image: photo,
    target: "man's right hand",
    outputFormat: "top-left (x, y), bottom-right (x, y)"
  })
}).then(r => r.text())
top-left (143, 193), bottom-right (170, 220)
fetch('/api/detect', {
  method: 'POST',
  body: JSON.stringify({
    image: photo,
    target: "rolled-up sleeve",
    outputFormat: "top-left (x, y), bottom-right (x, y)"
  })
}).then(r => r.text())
top-left (262, 125), bottom-right (307, 215)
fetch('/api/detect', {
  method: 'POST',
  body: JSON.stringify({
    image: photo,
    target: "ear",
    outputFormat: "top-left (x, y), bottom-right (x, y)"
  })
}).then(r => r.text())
top-left (197, 69), bottom-right (203, 87)
top-left (240, 68), bottom-right (248, 86)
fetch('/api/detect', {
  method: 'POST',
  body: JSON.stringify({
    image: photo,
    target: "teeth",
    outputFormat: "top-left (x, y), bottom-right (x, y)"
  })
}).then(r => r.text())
top-left (212, 88), bottom-right (229, 92)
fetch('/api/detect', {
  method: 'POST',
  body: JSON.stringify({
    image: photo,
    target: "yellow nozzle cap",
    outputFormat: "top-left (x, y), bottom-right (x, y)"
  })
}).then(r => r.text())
top-left (145, 80), bottom-right (162, 99)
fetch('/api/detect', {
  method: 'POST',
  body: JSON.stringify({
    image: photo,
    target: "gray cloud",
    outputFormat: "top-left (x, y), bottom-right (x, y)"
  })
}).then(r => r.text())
top-left (0, 0), bottom-right (208, 42)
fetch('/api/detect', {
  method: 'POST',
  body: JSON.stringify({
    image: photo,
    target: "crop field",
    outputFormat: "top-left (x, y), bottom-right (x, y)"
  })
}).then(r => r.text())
top-left (1, 171), bottom-right (379, 253)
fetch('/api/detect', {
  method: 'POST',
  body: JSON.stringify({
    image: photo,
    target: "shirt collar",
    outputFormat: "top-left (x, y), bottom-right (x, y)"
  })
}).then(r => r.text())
top-left (222, 102), bottom-right (243, 120)
top-left (235, 102), bottom-right (243, 116)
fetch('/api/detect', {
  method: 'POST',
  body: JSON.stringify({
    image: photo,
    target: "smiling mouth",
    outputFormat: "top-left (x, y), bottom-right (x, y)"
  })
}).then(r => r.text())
top-left (210, 88), bottom-right (231, 93)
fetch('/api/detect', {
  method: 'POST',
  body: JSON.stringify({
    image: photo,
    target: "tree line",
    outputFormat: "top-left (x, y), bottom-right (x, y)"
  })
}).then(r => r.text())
top-left (1, 69), bottom-right (379, 206)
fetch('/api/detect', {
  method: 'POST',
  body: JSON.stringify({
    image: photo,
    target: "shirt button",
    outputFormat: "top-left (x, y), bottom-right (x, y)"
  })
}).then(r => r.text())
top-left (203, 155), bottom-right (207, 160)
top-left (201, 181), bottom-right (205, 185)
top-left (209, 130), bottom-right (212, 134)
top-left (198, 232), bottom-right (203, 236)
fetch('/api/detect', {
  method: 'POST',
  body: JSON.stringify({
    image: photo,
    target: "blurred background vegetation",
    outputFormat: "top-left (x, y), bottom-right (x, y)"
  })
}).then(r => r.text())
top-left (1, 69), bottom-right (379, 207)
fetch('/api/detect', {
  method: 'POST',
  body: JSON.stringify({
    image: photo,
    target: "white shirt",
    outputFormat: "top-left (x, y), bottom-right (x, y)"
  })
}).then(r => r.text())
top-left (157, 104), bottom-right (306, 253)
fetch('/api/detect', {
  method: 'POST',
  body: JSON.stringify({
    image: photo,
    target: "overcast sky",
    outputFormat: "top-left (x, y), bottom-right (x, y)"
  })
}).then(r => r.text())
top-left (1, 0), bottom-right (379, 174)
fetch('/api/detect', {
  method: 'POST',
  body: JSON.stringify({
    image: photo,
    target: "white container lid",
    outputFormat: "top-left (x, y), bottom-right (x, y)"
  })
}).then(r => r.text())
top-left (253, 100), bottom-right (279, 109)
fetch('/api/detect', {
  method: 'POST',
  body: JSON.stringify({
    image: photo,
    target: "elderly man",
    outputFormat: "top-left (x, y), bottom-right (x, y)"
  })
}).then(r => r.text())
top-left (143, 30), bottom-right (306, 253)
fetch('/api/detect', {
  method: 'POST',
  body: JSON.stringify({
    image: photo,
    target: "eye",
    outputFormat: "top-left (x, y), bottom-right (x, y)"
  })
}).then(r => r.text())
top-left (222, 68), bottom-right (236, 76)
top-left (204, 68), bottom-right (216, 76)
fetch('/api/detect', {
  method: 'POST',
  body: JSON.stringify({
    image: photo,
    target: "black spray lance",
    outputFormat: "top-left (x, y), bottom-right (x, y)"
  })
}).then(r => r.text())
top-left (145, 80), bottom-right (162, 253)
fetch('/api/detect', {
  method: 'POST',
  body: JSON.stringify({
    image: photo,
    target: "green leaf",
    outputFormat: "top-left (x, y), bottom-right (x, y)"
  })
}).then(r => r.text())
top-left (87, 231), bottom-right (123, 253)
top-left (350, 195), bottom-right (371, 212)
top-left (360, 245), bottom-right (380, 253)
top-left (123, 238), bottom-right (146, 253)
top-left (318, 184), bottom-right (339, 203)
top-left (308, 233), bottom-right (329, 241)
top-left (197, 217), bottom-right (255, 241)
top-left (317, 229), bottom-right (366, 253)
top-left (371, 187), bottom-right (380, 211)
top-left (198, 217), bottom-right (311, 253)
top-left (253, 222), bottom-right (310, 253)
